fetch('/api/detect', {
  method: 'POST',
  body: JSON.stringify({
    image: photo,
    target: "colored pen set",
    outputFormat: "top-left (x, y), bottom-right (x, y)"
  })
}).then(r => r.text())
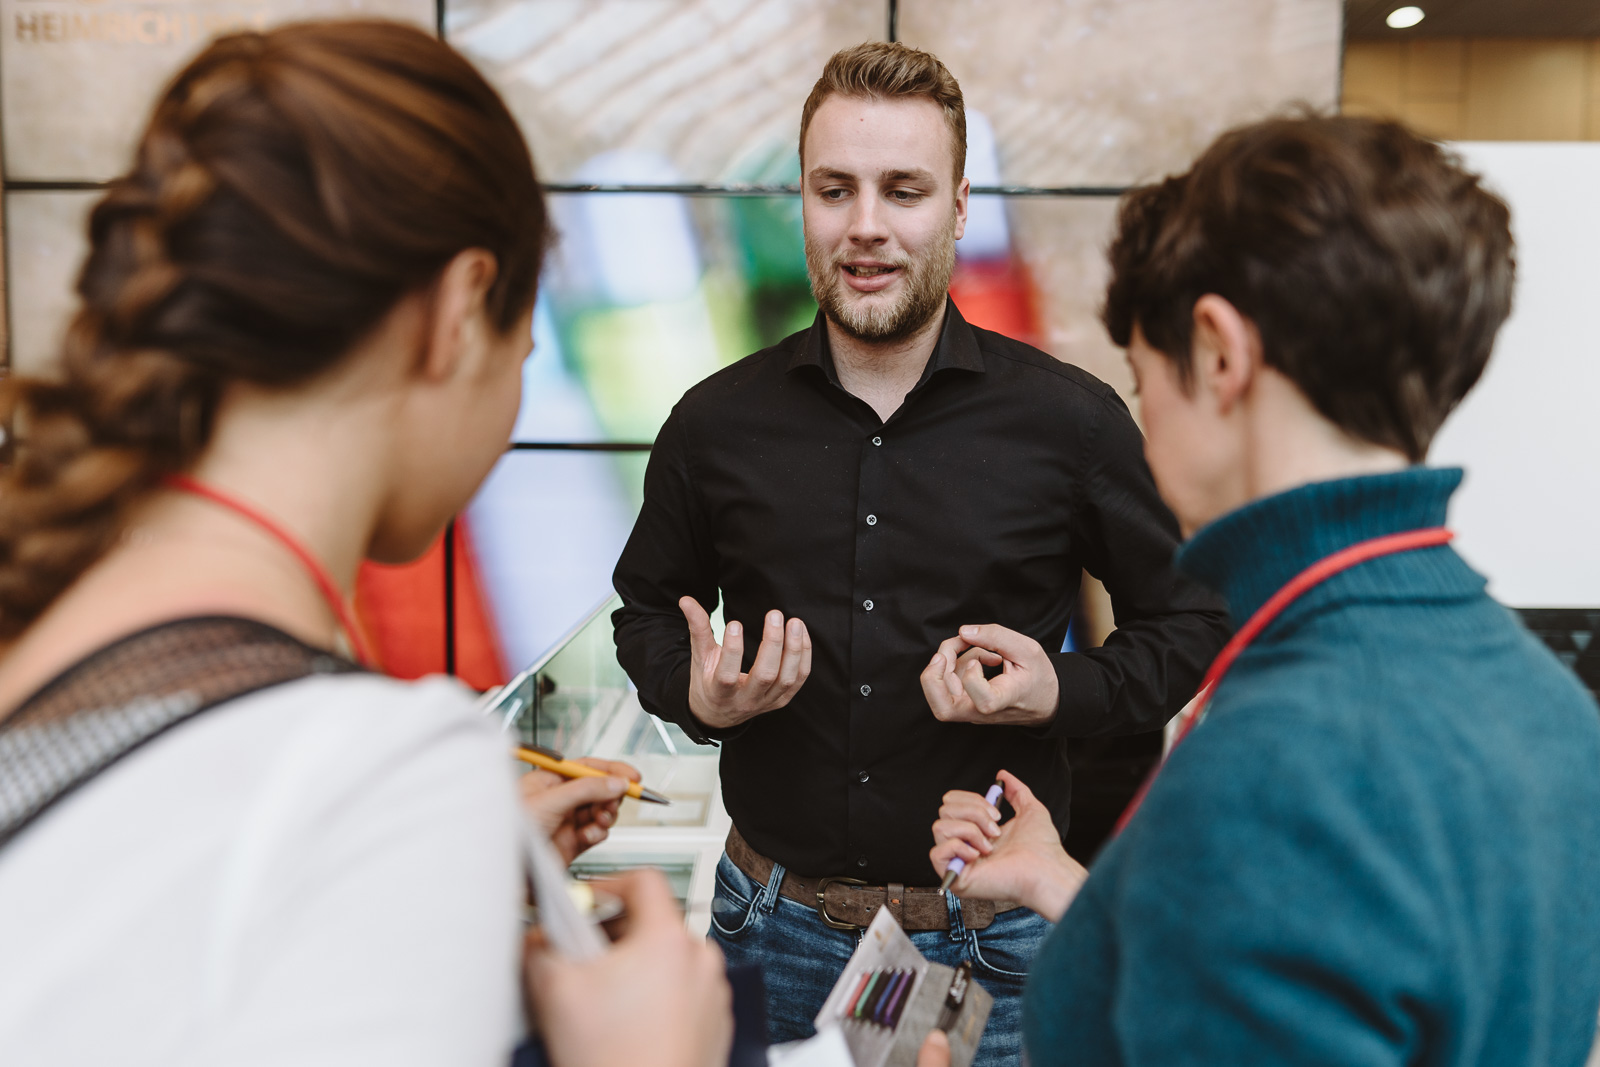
top-left (838, 967), bottom-right (919, 1030)
top-left (816, 909), bottom-right (993, 1067)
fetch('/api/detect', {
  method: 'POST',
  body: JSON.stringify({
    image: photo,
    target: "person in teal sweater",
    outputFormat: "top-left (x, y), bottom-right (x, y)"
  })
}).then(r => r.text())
top-left (917, 114), bottom-right (1600, 1066)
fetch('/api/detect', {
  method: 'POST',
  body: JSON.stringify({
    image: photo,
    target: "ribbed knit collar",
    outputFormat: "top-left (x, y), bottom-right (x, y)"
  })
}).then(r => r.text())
top-left (1175, 467), bottom-right (1465, 624)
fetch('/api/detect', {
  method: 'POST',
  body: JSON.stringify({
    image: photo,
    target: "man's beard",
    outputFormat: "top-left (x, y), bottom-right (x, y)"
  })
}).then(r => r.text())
top-left (805, 216), bottom-right (957, 344)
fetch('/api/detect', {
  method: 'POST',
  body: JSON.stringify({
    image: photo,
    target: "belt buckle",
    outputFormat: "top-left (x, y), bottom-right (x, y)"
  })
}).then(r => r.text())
top-left (815, 876), bottom-right (868, 930)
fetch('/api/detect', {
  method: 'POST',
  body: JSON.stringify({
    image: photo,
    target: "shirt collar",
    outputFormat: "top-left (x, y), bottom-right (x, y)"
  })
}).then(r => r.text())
top-left (786, 298), bottom-right (987, 383)
top-left (1174, 467), bottom-right (1467, 623)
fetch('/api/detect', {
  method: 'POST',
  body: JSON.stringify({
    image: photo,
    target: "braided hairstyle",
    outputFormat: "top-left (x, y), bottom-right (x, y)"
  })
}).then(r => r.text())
top-left (0, 20), bottom-right (548, 639)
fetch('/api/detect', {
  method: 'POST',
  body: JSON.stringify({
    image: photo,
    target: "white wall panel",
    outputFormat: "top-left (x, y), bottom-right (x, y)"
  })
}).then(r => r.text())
top-left (1432, 142), bottom-right (1600, 606)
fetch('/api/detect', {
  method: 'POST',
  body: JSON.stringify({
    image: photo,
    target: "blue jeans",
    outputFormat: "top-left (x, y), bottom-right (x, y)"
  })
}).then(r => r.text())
top-left (708, 852), bottom-right (1049, 1067)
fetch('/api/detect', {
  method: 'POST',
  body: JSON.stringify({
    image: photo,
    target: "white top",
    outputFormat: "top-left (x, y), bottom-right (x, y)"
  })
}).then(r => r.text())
top-left (0, 673), bottom-right (525, 1067)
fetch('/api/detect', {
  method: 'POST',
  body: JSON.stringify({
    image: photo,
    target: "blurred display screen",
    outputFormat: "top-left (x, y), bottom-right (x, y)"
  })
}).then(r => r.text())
top-left (405, 177), bottom-right (1059, 682)
top-left (364, 144), bottom-right (1060, 684)
top-left (525, 189), bottom-right (818, 445)
top-left (0, 0), bottom-right (1340, 684)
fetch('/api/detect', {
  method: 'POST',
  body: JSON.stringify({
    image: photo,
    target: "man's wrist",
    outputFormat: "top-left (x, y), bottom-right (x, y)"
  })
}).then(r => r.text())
top-left (1026, 698), bottom-right (1060, 726)
top-left (1013, 681), bottom-right (1059, 727)
top-left (687, 691), bottom-right (740, 732)
top-left (1035, 651), bottom-right (1108, 737)
top-left (1036, 665), bottom-right (1060, 724)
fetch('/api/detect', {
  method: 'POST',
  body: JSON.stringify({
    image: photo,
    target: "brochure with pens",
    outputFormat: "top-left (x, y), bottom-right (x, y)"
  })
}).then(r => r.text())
top-left (811, 906), bottom-right (991, 1067)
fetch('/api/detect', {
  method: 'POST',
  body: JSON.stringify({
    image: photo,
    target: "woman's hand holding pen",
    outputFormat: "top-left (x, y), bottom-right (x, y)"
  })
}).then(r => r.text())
top-left (930, 770), bottom-right (1088, 923)
top-left (680, 597), bottom-right (812, 730)
top-left (525, 868), bottom-right (734, 1067)
top-left (519, 757), bottom-right (640, 864)
top-left (922, 624), bottom-right (1059, 726)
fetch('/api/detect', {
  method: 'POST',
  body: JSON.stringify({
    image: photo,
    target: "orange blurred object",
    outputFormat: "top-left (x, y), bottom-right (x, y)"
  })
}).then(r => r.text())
top-left (949, 256), bottom-right (1041, 348)
top-left (354, 520), bottom-right (509, 691)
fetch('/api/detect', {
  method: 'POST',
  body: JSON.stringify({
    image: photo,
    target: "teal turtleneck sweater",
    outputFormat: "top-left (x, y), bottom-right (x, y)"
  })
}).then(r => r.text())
top-left (1022, 468), bottom-right (1600, 1066)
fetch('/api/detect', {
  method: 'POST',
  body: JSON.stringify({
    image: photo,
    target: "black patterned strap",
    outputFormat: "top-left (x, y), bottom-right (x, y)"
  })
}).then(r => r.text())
top-left (0, 616), bottom-right (362, 850)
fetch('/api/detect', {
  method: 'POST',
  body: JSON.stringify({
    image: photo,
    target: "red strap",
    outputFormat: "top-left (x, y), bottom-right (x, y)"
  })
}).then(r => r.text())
top-left (165, 474), bottom-right (374, 668)
top-left (1111, 526), bottom-right (1454, 838)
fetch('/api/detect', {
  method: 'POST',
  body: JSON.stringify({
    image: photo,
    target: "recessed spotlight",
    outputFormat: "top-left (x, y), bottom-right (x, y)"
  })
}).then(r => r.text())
top-left (1386, 6), bottom-right (1425, 29)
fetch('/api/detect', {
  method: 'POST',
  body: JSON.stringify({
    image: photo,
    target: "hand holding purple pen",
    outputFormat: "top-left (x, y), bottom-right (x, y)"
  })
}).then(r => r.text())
top-left (929, 770), bottom-right (1090, 923)
top-left (938, 782), bottom-right (1004, 892)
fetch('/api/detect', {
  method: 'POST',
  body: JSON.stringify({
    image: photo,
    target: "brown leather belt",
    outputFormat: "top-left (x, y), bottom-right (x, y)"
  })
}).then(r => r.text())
top-left (725, 825), bottom-right (1020, 932)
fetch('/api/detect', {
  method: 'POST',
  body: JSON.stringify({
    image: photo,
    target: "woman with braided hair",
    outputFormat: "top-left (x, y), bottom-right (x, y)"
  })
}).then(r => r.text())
top-left (0, 21), bottom-right (729, 1067)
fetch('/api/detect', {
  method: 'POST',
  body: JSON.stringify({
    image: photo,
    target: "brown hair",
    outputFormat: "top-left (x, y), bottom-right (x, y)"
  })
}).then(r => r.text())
top-left (799, 41), bottom-right (967, 186)
top-left (0, 20), bottom-right (548, 638)
top-left (1102, 114), bottom-right (1514, 462)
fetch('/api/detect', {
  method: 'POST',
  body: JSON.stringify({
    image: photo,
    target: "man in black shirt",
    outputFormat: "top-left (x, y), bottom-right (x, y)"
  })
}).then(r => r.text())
top-left (612, 42), bottom-right (1228, 1062)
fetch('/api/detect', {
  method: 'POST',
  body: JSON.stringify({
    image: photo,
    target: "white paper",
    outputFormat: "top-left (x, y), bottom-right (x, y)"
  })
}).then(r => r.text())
top-left (768, 1026), bottom-right (856, 1067)
top-left (522, 812), bottom-right (606, 961)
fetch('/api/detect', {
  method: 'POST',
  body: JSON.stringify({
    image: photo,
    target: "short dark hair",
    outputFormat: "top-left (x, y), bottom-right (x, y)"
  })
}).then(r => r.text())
top-left (1102, 114), bottom-right (1514, 462)
top-left (800, 41), bottom-right (966, 188)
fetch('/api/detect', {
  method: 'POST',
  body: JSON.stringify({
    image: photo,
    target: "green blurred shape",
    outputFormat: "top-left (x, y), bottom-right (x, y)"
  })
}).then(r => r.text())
top-left (702, 269), bottom-right (761, 369)
top-left (568, 292), bottom-right (726, 443)
top-left (548, 149), bottom-right (819, 455)
top-left (733, 193), bottom-right (808, 289)
top-left (726, 150), bottom-right (818, 348)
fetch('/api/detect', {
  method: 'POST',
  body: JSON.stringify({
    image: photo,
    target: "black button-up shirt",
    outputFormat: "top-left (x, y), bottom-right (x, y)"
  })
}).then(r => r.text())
top-left (612, 303), bottom-right (1229, 883)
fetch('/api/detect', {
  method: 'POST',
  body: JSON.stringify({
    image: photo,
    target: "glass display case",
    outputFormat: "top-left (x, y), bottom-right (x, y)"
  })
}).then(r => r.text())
top-left (482, 594), bottom-right (727, 932)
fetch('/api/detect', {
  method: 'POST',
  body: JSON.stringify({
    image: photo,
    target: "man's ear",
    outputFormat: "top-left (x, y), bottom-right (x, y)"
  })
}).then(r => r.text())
top-left (1191, 294), bottom-right (1261, 415)
top-left (952, 175), bottom-right (970, 241)
top-left (420, 248), bottom-right (500, 383)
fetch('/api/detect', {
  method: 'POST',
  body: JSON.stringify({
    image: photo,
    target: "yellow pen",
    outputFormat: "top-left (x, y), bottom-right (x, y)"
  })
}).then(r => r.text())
top-left (514, 745), bottom-right (672, 805)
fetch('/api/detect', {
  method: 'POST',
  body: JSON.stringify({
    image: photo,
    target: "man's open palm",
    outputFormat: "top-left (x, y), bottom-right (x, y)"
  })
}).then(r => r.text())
top-left (680, 597), bottom-right (812, 730)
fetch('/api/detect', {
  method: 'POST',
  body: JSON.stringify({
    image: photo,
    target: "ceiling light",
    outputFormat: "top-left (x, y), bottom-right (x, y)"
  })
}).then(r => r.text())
top-left (1386, 6), bottom-right (1425, 29)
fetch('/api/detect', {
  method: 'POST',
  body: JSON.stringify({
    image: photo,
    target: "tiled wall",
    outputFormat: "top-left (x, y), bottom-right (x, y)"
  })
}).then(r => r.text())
top-left (0, 0), bottom-right (435, 375)
top-left (3, 0), bottom-right (436, 181)
top-left (4, 0), bottom-right (1342, 387)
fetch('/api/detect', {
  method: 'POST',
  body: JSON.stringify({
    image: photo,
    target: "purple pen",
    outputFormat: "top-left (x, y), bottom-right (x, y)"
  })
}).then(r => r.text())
top-left (939, 781), bottom-right (1004, 892)
top-left (879, 970), bottom-right (915, 1027)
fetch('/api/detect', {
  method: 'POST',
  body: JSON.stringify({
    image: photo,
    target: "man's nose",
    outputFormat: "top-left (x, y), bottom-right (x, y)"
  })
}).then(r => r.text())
top-left (847, 192), bottom-right (890, 245)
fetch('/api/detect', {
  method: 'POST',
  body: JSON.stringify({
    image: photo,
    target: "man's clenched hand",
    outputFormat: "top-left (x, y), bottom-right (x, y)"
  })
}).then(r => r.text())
top-left (921, 623), bottom-right (1059, 727)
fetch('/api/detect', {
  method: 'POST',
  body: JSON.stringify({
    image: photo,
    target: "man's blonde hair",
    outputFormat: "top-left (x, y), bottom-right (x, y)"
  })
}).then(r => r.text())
top-left (799, 41), bottom-right (967, 187)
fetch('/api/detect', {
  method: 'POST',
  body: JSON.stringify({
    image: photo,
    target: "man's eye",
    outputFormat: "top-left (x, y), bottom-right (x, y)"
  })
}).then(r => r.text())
top-left (890, 190), bottom-right (923, 202)
top-left (822, 188), bottom-right (848, 200)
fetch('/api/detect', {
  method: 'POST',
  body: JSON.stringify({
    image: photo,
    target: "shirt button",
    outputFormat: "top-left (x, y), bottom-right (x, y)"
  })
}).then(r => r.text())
top-left (866, 514), bottom-right (878, 526)
top-left (872, 436), bottom-right (882, 446)
top-left (857, 856), bottom-right (869, 868)
top-left (857, 771), bottom-right (870, 784)
top-left (863, 599), bottom-right (874, 611)
top-left (860, 684), bottom-right (872, 697)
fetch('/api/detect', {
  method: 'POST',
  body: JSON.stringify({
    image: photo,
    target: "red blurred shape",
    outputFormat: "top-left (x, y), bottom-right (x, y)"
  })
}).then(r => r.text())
top-left (354, 520), bottom-right (509, 691)
top-left (949, 256), bottom-right (1041, 347)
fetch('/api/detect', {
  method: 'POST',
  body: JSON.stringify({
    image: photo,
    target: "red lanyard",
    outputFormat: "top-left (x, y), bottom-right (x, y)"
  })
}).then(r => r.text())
top-left (1111, 526), bottom-right (1454, 838)
top-left (165, 474), bottom-right (375, 668)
